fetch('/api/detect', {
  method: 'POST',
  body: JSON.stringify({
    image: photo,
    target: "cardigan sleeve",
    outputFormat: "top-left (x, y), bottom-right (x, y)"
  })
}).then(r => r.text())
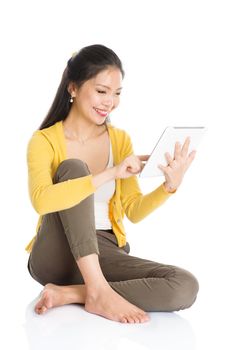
top-left (27, 131), bottom-right (96, 215)
top-left (120, 131), bottom-right (175, 223)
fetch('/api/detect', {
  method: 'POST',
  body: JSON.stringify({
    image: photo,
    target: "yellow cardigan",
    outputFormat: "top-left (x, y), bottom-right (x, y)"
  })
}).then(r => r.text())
top-left (25, 120), bottom-right (175, 253)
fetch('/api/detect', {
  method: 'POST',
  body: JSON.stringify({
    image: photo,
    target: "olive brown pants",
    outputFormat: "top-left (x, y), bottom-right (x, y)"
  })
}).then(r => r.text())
top-left (27, 159), bottom-right (199, 312)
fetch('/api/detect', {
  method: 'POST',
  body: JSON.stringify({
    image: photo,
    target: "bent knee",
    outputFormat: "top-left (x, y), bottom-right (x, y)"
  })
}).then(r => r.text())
top-left (59, 158), bottom-right (90, 173)
top-left (53, 159), bottom-right (90, 183)
top-left (169, 268), bottom-right (199, 311)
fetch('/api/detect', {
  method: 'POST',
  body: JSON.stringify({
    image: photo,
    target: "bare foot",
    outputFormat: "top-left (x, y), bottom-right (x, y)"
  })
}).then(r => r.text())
top-left (85, 285), bottom-right (150, 323)
top-left (34, 283), bottom-right (86, 315)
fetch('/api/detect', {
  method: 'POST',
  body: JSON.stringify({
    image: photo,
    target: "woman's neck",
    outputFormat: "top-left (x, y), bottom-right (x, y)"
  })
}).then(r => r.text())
top-left (62, 113), bottom-right (107, 142)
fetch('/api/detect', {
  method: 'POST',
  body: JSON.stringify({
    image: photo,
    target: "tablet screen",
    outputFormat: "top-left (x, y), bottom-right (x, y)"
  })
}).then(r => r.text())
top-left (139, 126), bottom-right (207, 178)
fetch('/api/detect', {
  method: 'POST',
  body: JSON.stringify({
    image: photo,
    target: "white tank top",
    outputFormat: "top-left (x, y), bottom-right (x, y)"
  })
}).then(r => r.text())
top-left (94, 137), bottom-right (115, 229)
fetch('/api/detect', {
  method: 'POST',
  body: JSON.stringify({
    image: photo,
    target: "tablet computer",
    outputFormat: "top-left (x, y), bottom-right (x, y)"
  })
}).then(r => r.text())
top-left (139, 126), bottom-right (207, 178)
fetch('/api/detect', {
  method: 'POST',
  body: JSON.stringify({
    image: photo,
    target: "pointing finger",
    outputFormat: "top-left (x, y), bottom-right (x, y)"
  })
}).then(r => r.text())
top-left (137, 155), bottom-right (150, 161)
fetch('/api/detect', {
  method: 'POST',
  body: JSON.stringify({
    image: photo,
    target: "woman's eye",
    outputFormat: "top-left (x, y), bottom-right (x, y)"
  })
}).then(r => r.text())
top-left (97, 90), bottom-right (121, 96)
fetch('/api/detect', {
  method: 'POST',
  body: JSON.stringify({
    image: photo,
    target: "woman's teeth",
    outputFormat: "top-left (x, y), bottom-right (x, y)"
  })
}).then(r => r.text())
top-left (94, 108), bottom-right (108, 117)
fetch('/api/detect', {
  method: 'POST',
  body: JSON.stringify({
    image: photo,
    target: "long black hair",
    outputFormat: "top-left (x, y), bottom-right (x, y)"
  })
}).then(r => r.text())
top-left (38, 44), bottom-right (125, 130)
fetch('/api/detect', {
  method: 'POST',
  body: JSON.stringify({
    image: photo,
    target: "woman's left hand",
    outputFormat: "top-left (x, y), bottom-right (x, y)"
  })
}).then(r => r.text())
top-left (158, 137), bottom-right (196, 193)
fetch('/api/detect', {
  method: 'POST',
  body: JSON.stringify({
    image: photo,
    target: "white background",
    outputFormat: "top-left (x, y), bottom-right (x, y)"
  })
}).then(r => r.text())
top-left (1, 0), bottom-right (233, 349)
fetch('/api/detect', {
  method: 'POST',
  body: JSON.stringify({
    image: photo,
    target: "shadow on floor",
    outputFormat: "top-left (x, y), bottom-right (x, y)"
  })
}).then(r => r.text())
top-left (23, 296), bottom-right (196, 350)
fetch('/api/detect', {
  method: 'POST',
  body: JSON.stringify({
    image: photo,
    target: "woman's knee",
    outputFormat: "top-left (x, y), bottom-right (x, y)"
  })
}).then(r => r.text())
top-left (53, 159), bottom-right (90, 183)
top-left (169, 268), bottom-right (199, 311)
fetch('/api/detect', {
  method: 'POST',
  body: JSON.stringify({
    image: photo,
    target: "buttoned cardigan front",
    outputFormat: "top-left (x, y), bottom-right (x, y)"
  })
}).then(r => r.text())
top-left (25, 120), bottom-right (174, 253)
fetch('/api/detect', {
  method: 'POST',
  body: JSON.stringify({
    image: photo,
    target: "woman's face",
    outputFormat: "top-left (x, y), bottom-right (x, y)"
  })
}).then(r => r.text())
top-left (71, 67), bottom-right (123, 125)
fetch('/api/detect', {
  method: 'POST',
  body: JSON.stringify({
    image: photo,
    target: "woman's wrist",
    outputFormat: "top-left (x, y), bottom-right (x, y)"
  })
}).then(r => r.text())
top-left (163, 182), bottom-right (177, 193)
top-left (92, 167), bottom-right (117, 189)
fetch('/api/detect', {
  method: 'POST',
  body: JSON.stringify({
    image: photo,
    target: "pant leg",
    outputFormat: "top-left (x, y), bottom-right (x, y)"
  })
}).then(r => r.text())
top-left (28, 158), bottom-right (100, 285)
top-left (109, 262), bottom-right (199, 312)
top-left (97, 235), bottom-right (199, 312)
top-left (29, 213), bottom-right (198, 312)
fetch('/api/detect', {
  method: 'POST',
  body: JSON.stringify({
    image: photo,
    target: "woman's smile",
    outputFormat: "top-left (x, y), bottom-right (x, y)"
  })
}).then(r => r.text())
top-left (93, 107), bottom-right (109, 117)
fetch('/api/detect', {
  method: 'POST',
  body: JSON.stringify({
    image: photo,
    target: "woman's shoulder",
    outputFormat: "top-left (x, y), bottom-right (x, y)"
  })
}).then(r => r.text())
top-left (30, 122), bottom-right (59, 141)
top-left (27, 122), bottom-right (59, 153)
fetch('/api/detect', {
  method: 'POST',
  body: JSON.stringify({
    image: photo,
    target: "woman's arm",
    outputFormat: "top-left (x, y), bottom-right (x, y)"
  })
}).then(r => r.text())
top-left (120, 174), bottom-right (174, 223)
top-left (91, 167), bottom-right (116, 189)
top-left (120, 136), bottom-right (196, 223)
top-left (27, 132), bottom-right (96, 215)
top-left (113, 131), bottom-right (175, 223)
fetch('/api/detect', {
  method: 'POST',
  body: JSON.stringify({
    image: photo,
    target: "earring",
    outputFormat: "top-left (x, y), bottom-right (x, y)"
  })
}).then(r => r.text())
top-left (70, 94), bottom-right (75, 103)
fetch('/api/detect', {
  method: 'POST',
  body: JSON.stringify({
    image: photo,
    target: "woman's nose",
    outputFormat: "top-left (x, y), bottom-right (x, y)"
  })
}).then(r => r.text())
top-left (103, 96), bottom-right (114, 109)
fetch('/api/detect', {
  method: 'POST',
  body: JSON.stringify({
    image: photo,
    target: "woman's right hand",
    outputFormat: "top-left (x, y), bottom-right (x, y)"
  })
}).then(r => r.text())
top-left (114, 154), bottom-right (150, 179)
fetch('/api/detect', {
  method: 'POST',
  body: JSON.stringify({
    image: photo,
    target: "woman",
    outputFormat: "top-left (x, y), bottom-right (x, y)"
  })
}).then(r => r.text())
top-left (26, 44), bottom-right (199, 324)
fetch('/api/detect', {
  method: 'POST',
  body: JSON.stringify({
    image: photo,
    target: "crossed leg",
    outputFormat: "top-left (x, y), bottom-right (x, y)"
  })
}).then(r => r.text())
top-left (30, 230), bottom-right (199, 318)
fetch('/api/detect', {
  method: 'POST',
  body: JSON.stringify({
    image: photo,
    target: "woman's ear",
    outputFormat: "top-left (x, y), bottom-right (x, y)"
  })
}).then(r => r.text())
top-left (67, 82), bottom-right (77, 95)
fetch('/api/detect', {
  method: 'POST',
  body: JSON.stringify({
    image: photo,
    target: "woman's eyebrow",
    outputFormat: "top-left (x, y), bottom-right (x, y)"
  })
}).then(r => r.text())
top-left (95, 84), bottom-right (123, 91)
